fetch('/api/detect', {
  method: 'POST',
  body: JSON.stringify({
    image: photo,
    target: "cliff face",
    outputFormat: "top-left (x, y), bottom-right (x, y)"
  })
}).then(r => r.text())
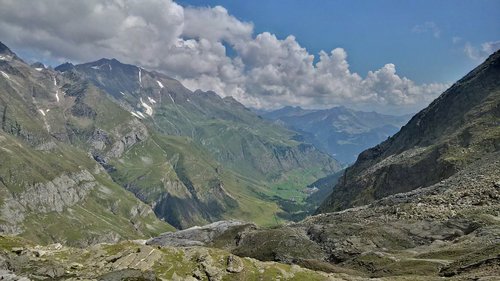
top-left (317, 50), bottom-right (500, 213)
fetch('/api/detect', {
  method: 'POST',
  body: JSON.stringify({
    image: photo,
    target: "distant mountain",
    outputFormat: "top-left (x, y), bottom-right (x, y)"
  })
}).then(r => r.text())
top-left (261, 106), bottom-right (410, 164)
top-left (318, 49), bottom-right (500, 213)
top-left (0, 41), bottom-right (340, 245)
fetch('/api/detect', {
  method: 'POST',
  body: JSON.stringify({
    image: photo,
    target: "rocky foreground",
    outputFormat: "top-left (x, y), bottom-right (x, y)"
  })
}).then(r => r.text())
top-left (1, 152), bottom-right (497, 280)
top-left (0, 235), bottom-right (371, 281)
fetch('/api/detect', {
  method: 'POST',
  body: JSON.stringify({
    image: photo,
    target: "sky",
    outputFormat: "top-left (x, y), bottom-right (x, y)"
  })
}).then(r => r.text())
top-left (0, 0), bottom-right (498, 114)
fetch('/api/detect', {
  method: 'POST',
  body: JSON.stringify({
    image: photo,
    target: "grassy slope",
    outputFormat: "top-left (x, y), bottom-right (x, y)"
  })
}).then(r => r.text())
top-left (0, 131), bottom-right (173, 245)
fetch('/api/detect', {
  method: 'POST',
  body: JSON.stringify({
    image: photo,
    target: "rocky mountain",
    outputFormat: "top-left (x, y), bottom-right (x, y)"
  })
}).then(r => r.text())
top-left (261, 106), bottom-right (410, 164)
top-left (60, 56), bottom-right (340, 228)
top-left (318, 50), bottom-right (500, 213)
top-left (2, 40), bottom-right (498, 280)
top-left (0, 40), bottom-right (340, 246)
top-left (0, 43), bottom-right (174, 246)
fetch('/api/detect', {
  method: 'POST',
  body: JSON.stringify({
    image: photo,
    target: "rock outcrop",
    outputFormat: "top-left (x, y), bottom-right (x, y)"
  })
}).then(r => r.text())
top-left (147, 220), bottom-right (256, 248)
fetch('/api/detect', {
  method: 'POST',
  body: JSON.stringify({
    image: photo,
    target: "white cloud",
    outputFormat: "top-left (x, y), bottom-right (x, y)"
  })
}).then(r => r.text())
top-left (0, 0), bottom-right (184, 64)
top-left (0, 0), bottom-right (449, 114)
top-left (452, 36), bottom-right (462, 44)
top-left (183, 5), bottom-right (253, 45)
top-left (463, 40), bottom-right (500, 61)
top-left (481, 41), bottom-right (500, 55)
top-left (412, 22), bottom-right (441, 38)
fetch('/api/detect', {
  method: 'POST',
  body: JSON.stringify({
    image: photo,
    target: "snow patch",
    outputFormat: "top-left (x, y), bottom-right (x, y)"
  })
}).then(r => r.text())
top-left (148, 96), bottom-right (156, 104)
top-left (138, 67), bottom-right (142, 86)
top-left (38, 109), bottom-right (46, 116)
top-left (156, 80), bottom-right (164, 88)
top-left (91, 64), bottom-right (112, 71)
top-left (0, 55), bottom-right (7, 61)
top-left (35, 68), bottom-right (43, 71)
top-left (1, 71), bottom-right (10, 79)
top-left (46, 109), bottom-right (50, 113)
top-left (168, 94), bottom-right (175, 104)
top-left (120, 91), bottom-right (125, 95)
top-left (130, 111), bottom-right (142, 119)
top-left (53, 77), bottom-right (60, 102)
top-left (136, 111), bottom-right (146, 119)
top-left (140, 97), bottom-right (153, 116)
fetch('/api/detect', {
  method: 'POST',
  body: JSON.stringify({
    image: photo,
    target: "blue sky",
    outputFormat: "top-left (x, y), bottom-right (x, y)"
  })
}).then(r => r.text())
top-left (179, 0), bottom-right (500, 84)
top-left (0, 0), bottom-right (498, 113)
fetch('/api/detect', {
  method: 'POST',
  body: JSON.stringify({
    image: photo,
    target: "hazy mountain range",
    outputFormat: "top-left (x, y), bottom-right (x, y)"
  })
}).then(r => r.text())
top-left (260, 106), bottom-right (412, 164)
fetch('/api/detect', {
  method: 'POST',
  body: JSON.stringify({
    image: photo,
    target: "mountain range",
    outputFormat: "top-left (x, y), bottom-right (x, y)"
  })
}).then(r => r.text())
top-left (261, 106), bottom-right (411, 164)
top-left (0, 41), bottom-right (340, 244)
top-left (0, 40), bottom-right (498, 280)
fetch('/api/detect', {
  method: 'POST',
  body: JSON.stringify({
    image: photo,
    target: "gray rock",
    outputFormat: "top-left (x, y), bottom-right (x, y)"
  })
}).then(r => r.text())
top-left (147, 220), bottom-right (255, 247)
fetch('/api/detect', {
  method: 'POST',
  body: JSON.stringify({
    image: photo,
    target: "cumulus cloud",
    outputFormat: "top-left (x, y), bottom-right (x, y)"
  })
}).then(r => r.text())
top-left (0, 0), bottom-right (449, 114)
top-left (0, 0), bottom-right (184, 64)
top-left (412, 21), bottom-right (441, 38)
top-left (463, 40), bottom-right (500, 61)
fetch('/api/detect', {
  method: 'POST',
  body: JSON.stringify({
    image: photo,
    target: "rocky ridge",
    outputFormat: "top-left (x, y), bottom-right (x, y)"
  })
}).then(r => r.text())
top-left (317, 50), bottom-right (500, 213)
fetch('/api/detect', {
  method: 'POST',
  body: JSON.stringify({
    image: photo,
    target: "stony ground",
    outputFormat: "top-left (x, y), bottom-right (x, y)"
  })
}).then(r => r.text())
top-left (0, 235), bottom-right (371, 281)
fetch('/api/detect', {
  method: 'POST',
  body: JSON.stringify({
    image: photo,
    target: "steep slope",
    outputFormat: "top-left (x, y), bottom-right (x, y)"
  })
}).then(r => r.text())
top-left (0, 42), bottom-right (173, 245)
top-left (0, 43), bottom-right (258, 233)
top-left (318, 50), bottom-right (500, 213)
top-left (66, 58), bottom-right (340, 181)
top-left (262, 106), bottom-right (410, 164)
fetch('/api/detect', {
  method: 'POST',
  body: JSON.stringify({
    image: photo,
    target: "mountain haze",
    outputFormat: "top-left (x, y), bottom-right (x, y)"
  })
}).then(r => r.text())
top-left (262, 106), bottom-right (410, 164)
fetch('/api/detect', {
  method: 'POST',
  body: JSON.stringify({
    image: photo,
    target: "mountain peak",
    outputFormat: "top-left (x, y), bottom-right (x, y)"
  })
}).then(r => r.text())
top-left (55, 62), bottom-right (75, 72)
top-left (30, 62), bottom-right (46, 69)
top-left (0, 41), bottom-right (13, 55)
